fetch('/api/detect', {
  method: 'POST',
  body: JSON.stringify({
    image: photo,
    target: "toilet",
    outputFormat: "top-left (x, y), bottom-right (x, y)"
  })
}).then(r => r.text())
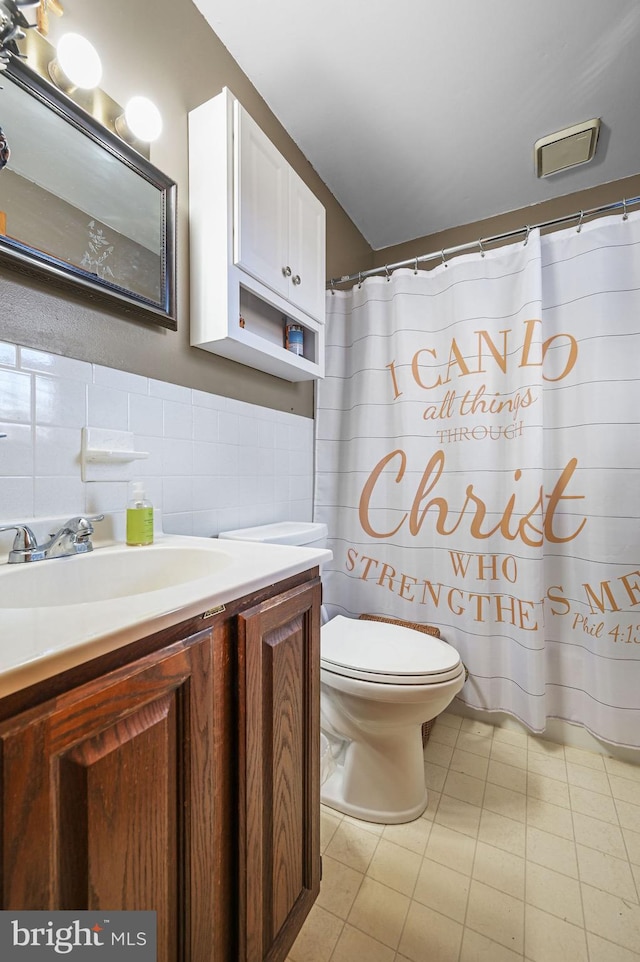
top-left (218, 521), bottom-right (466, 824)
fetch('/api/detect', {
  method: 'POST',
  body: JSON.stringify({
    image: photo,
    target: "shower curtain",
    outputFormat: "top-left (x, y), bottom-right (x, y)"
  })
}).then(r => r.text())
top-left (315, 212), bottom-right (640, 748)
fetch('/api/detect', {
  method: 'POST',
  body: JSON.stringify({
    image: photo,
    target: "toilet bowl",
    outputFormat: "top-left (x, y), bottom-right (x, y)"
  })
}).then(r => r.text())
top-left (217, 521), bottom-right (466, 824)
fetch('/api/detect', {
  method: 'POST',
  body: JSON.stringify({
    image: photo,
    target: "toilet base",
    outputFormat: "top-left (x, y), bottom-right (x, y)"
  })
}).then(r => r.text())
top-left (319, 724), bottom-right (429, 824)
top-left (321, 764), bottom-right (428, 824)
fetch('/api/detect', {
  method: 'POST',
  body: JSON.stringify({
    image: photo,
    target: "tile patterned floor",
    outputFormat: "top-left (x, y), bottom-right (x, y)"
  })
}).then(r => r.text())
top-left (289, 713), bottom-right (640, 962)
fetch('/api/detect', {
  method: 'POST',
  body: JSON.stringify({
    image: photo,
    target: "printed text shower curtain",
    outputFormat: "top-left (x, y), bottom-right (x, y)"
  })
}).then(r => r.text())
top-left (315, 213), bottom-right (640, 748)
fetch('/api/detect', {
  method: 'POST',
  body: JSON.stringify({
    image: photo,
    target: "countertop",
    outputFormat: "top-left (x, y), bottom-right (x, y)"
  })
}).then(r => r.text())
top-left (0, 534), bottom-right (331, 698)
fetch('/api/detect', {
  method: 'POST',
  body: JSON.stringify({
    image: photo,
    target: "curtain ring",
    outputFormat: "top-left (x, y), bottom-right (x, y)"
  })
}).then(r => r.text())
top-left (622, 198), bottom-right (628, 221)
top-left (414, 258), bottom-right (419, 275)
top-left (385, 265), bottom-right (391, 281)
top-left (478, 238), bottom-right (485, 258)
top-left (358, 272), bottom-right (363, 289)
top-left (441, 251), bottom-right (447, 268)
top-left (577, 210), bottom-right (584, 233)
top-left (524, 225), bottom-right (531, 246)
top-left (330, 279), bottom-right (335, 295)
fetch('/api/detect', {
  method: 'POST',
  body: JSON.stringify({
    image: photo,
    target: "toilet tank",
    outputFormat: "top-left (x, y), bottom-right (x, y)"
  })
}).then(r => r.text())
top-left (218, 521), bottom-right (328, 549)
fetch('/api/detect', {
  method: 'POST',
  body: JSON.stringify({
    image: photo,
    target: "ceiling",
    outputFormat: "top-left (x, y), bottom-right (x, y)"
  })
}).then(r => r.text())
top-left (192, 0), bottom-right (640, 251)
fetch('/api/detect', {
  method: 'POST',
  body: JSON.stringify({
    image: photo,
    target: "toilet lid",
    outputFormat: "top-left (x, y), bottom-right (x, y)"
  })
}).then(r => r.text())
top-left (321, 616), bottom-right (463, 684)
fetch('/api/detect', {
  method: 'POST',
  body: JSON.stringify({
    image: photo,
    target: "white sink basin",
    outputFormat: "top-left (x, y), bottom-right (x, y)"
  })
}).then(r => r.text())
top-left (0, 543), bottom-right (234, 608)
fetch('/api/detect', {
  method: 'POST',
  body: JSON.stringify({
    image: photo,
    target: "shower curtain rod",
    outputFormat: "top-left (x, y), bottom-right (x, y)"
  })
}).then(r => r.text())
top-left (327, 194), bottom-right (640, 288)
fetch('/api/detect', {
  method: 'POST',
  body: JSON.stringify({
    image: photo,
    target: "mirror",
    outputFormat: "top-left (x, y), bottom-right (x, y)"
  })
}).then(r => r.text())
top-left (0, 57), bottom-right (176, 328)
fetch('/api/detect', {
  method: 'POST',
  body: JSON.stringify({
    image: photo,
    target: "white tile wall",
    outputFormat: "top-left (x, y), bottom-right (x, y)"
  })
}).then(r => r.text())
top-left (0, 341), bottom-right (314, 554)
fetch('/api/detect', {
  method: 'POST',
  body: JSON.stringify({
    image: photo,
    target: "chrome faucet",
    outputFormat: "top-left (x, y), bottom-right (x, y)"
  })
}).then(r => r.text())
top-left (0, 515), bottom-right (104, 564)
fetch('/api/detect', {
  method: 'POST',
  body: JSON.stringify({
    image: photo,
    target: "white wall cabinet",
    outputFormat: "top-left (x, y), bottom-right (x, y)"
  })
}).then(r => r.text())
top-left (189, 88), bottom-right (326, 381)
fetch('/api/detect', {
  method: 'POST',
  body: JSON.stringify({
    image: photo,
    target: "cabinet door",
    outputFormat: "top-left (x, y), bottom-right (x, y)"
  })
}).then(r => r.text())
top-left (0, 627), bottom-right (226, 962)
top-left (238, 579), bottom-right (321, 962)
top-left (234, 102), bottom-right (289, 299)
top-left (287, 169), bottom-right (326, 322)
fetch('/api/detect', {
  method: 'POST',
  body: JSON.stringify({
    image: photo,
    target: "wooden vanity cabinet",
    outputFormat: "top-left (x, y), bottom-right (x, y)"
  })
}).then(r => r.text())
top-left (0, 570), bottom-right (322, 962)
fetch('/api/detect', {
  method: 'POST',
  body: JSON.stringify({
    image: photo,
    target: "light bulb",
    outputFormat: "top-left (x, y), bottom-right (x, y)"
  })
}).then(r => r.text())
top-left (53, 33), bottom-right (102, 90)
top-left (123, 96), bottom-right (162, 142)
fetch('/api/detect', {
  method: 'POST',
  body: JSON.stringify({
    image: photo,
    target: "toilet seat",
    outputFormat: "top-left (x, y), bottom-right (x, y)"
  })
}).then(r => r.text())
top-left (321, 615), bottom-right (463, 685)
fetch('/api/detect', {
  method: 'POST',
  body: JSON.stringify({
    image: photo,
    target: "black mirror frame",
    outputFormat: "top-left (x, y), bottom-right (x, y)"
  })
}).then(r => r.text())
top-left (0, 56), bottom-right (177, 329)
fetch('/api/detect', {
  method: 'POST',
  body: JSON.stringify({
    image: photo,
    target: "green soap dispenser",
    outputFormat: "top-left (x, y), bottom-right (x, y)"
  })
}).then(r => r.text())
top-left (126, 481), bottom-right (154, 546)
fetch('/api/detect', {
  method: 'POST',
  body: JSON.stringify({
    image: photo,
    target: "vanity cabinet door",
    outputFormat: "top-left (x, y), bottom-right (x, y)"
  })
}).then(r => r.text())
top-left (237, 578), bottom-right (322, 962)
top-left (0, 626), bottom-right (228, 962)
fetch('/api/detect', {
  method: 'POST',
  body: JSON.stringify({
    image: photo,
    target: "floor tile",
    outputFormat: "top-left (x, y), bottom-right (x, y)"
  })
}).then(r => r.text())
top-left (577, 844), bottom-right (638, 902)
top-left (420, 789), bottom-right (441, 822)
top-left (492, 727), bottom-right (528, 750)
top-left (524, 904), bottom-right (588, 962)
top-left (425, 822), bottom-right (476, 876)
top-left (603, 756), bottom-right (640, 783)
top-left (428, 722), bottom-right (458, 748)
top-left (456, 731), bottom-right (493, 758)
top-left (460, 718), bottom-right (495, 738)
top-left (527, 736), bottom-right (566, 758)
top-left (288, 904), bottom-right (343, 962)
top-left (569, 784), bottom-right (619, 824)
top-left (347, 877), bottom-right (410, 949)
top-left (459, 928), bottom-right (524, 962)
top-left (581, 882), bottom-right (640, 953)
top-left (490, 741), bottom-right (527, 770)
top-left (525, 825), bottom-right (579, 879)
top-left (435, 793), bottom-right (482, 837)
top-left (586, 932), bottom-right (640, 962)
top-left (487, 759), bottom-right (527, 794)
top-left (472, 840), bottom-right (525, 899)
top-left (526, 771), bottom-right (571, 808)
top-left (442, 769), bottom-right (486, 807)
top-left (367, 839), bottom-right (422, 897)
top-left (450, 747), bottom-right (490, 781)
top-left (413, 856), bottom-right (470, 922)
top-left (610, 774), bottom-right (640, 805)
top-left (381, 815), bottom-right (432, 856)
top-left (527, 751), bottom-right (567, 783)
top-left (438, 712), bottom-right (463, 731)
top-left (567, 760), bottom-right (612, 794)
top-left (397, 900), bottom-right (463, 962)
top-left (616, 798), bottom-right (640, 834)
top-left (572, 811), bottom-right (628, 859)
top-left (315, 855), bottom-right (363, 919)
top-left (293, 715), bottom-right (640, 962)
top-left (564, 745), bottom-right (606, 771)
top-left (623, 826), bottom-right (640, 865)
top-left (424, 762), bottom-right (448, 793)
top-left (526, 797), bottom-right (574, 840)
top-left (478, 809), bottom-right (526, 857)
top-left (329, 923), bottom-right (395, 962)
top-left (324, 820), bottom-right (380, 873)
top-left (320, 809), bottom-right (342, 852)
top-left (525, 861), bottom-right (584, 925)
top-left (424, 739), bottom-right (455, 768)
top-left (465, 879), bottom-right (524, 953)
top-left (483, 781), bottom-right (527, 822)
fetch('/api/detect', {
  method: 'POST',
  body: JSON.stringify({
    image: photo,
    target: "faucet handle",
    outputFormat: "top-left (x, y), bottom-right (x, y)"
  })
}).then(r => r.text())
top-left (58, 514), bottom-right (105, 538)
top-left (0, 523), bottom-right (39, 560)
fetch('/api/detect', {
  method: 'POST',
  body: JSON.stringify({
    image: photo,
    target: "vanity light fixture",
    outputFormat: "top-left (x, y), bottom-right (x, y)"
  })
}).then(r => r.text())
top-left (48, 31), bottom-right (101, 91)
top-left (115, 95), bottom-right (162, 144)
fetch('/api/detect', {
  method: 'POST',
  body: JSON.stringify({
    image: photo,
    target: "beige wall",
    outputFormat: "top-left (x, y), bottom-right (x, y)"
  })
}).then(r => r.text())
top-left (0, 0), bottom-right (372, 419)
top-left (371, 174), bottom-right (640, 271)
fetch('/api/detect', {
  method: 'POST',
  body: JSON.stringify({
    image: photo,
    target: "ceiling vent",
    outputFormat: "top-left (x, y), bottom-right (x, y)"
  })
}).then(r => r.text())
top-left (534, 119), bottom-right (601, 177)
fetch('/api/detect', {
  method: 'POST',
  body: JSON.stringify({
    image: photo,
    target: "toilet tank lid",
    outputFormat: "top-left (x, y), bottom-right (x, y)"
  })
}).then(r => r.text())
top-left (322, 615), bottom-right (461, 677)
top-left (218, 521), bottom-right (328, 546)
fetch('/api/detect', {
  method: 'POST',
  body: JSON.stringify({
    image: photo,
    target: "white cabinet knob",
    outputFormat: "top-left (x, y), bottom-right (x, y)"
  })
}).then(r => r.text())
top-left (282, 265), bottom-right (292, 277)
top-left (292, 274), bottom-right (301, 286)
